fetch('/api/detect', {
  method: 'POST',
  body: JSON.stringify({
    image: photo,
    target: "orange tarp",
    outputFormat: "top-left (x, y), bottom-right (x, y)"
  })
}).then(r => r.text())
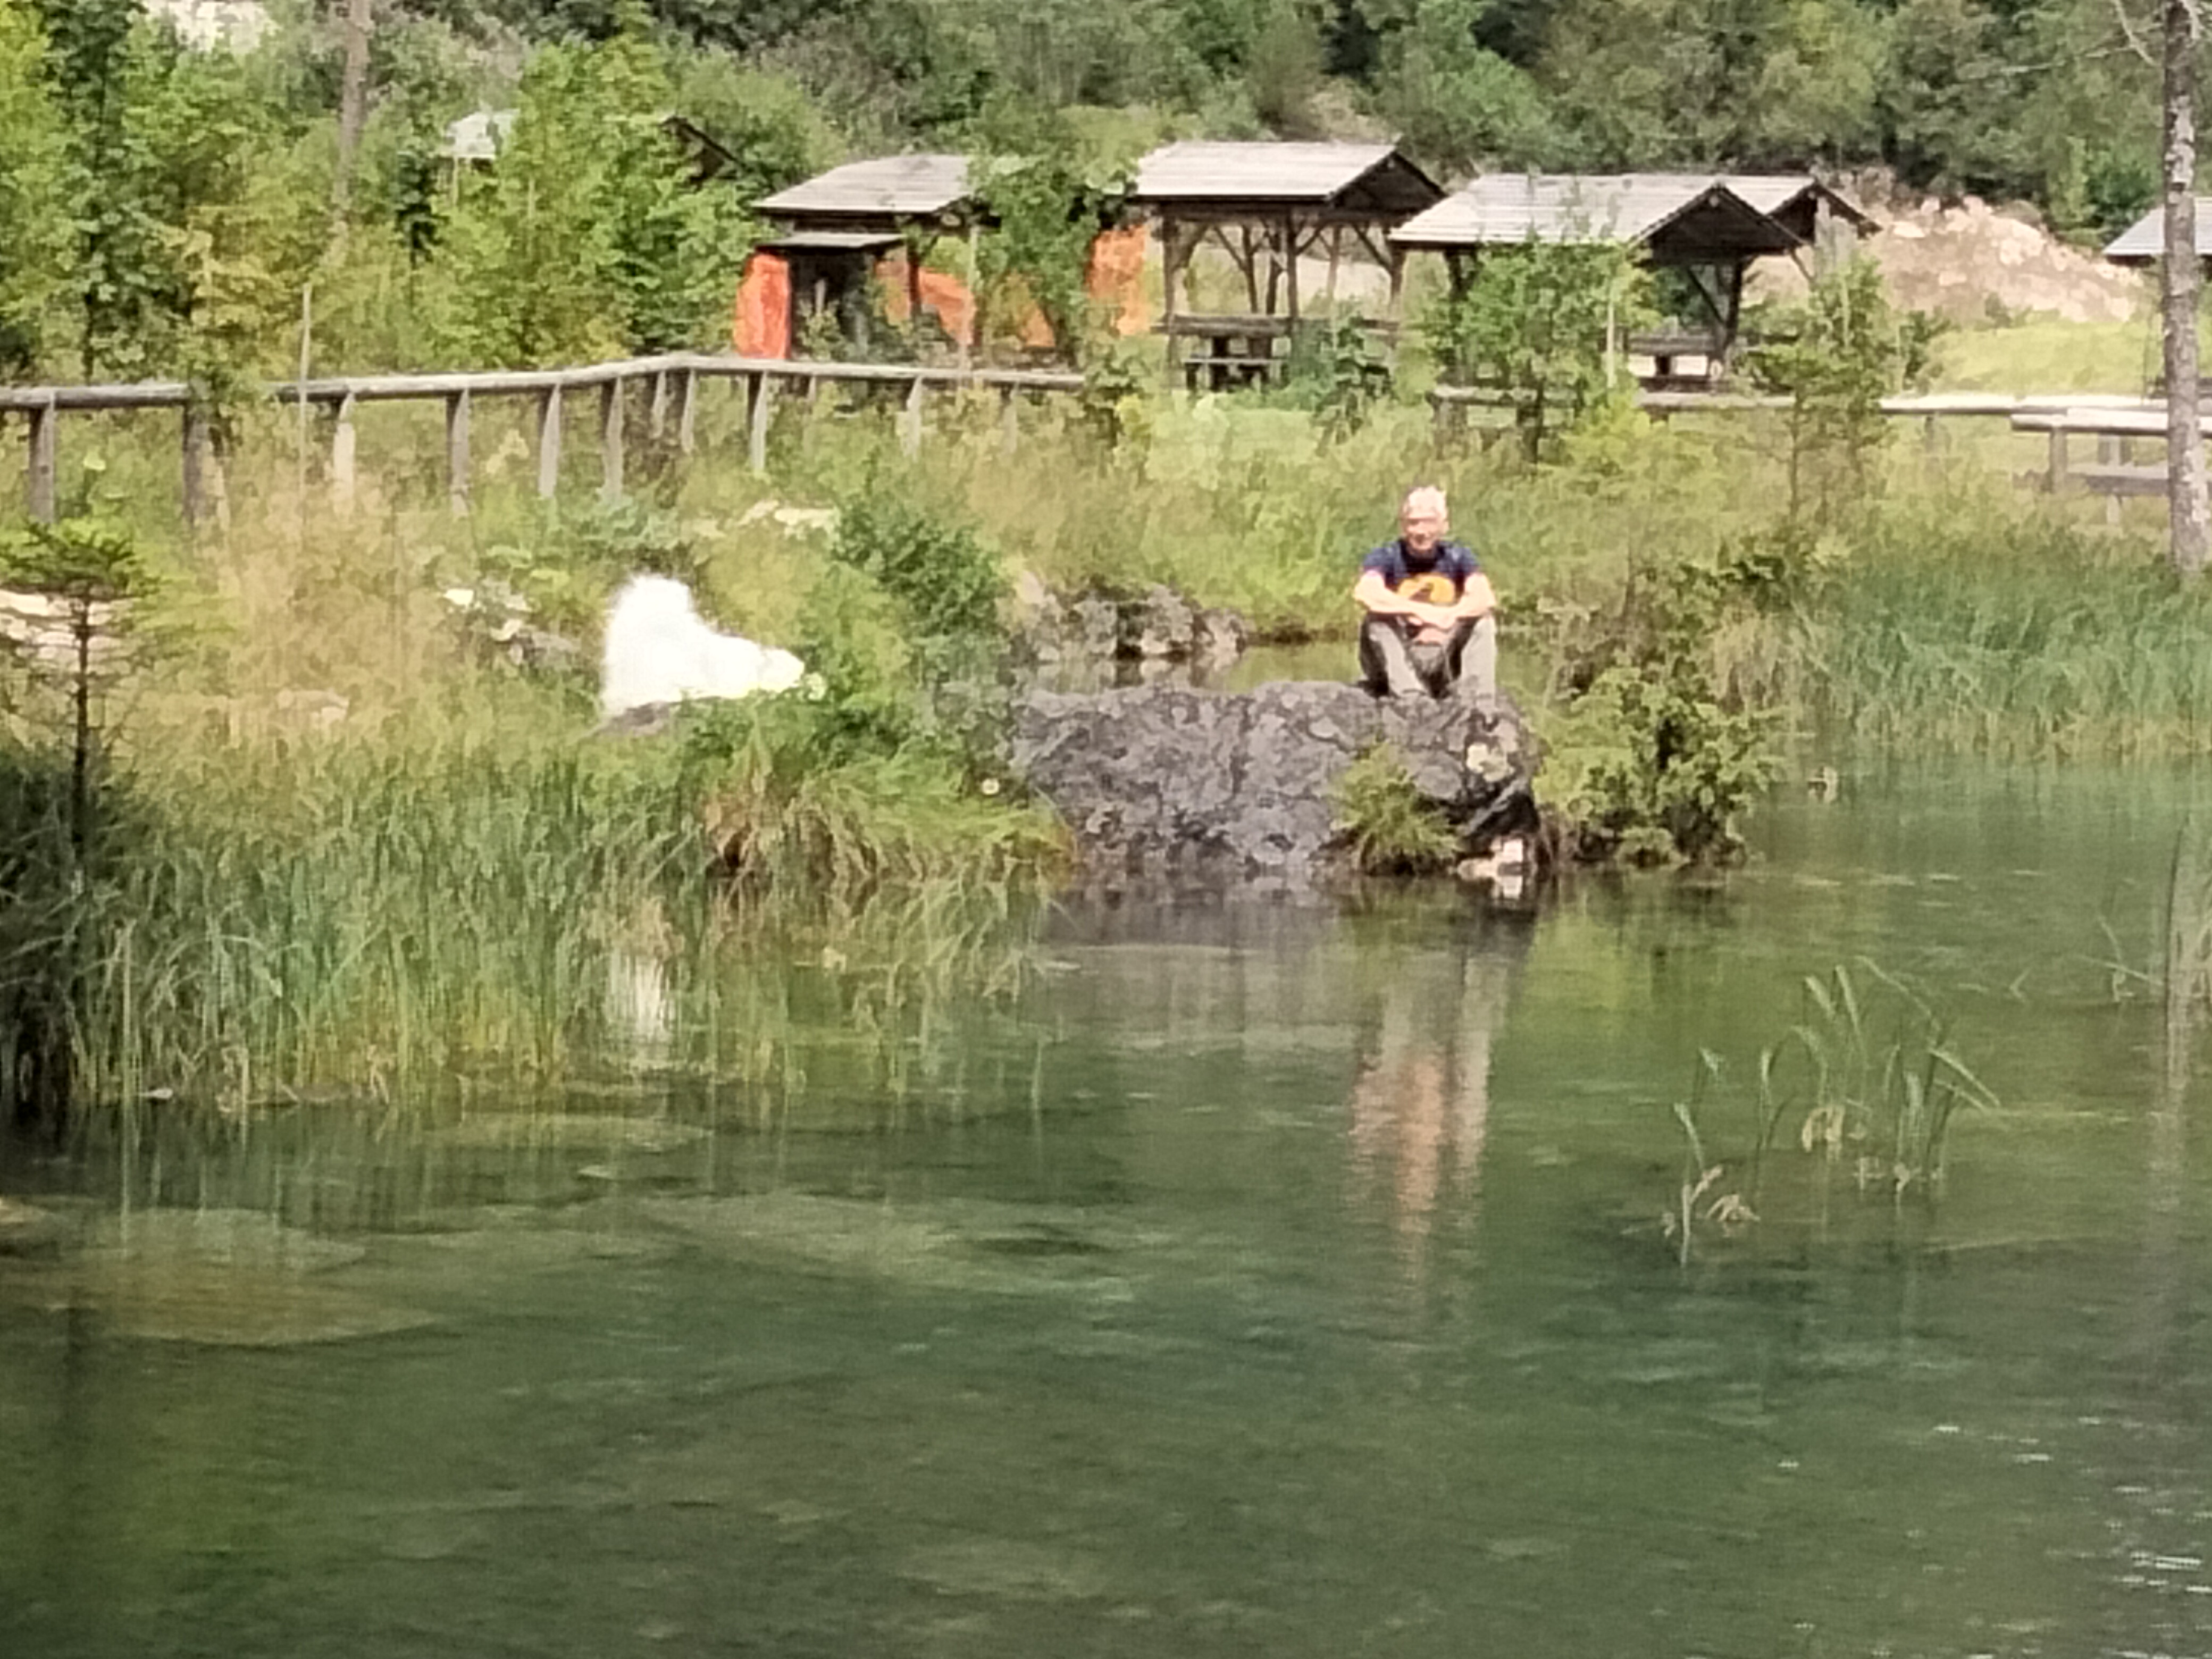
top-left (733, 252), bottom-right (791, 358)
top-left (1085, 225), bottom-right (1150, 336)
top-left (880, 252), bottom-right (1055, 350)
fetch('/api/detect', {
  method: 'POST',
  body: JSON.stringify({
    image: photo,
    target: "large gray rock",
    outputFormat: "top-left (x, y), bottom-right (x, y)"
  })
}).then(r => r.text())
top-left (1009, 681), bottom-right (1537, 879)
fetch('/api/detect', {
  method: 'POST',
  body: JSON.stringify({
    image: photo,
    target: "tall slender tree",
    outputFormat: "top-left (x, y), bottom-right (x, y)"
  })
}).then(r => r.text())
top-left (2162, 0), bottom-right (2208, 575)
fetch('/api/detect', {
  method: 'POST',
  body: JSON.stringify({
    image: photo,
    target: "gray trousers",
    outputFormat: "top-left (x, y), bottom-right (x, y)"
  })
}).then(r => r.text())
top-left (1359, 613), bottom-right (1497, 701)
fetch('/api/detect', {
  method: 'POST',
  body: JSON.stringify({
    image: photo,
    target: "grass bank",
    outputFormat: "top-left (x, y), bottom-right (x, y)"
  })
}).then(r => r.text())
top-left (2, 365), bottom-right (2208, 1115)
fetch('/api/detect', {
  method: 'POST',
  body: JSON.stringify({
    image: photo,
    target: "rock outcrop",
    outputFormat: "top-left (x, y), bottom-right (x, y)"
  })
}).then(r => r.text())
top-left (1011, 577), bottom-right (1250, 671)
top-left (1009, 681), bottom-right (1537, 881)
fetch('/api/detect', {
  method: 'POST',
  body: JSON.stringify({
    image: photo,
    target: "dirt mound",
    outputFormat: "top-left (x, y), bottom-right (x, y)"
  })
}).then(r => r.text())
top-left (1755, 187), bottom-right (2143, 324)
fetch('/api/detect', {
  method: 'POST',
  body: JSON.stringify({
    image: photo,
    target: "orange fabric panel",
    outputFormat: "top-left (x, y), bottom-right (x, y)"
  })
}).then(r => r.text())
top-left (733, 253), bottom-right (791, 359)
top-left (1085, 225), bottom-right (1150, 336)
top-left (877, 252), bottom-right (981, 345)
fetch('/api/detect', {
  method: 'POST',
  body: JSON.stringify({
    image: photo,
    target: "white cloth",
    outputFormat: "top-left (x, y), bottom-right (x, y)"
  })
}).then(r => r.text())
top-left (599, 575), bottom-right (805, 720)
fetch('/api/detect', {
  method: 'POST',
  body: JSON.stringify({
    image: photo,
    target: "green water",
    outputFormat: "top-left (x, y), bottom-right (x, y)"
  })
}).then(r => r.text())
top-left (6, 764), bottom-right (2212, 1657)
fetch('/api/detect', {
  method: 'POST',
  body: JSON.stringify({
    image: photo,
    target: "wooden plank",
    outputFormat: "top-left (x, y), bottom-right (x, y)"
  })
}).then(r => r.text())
top-left (677, 369), bottom-right (698, 455)
top-left (446, 390), bottom-right (470, 517)
top-left (747, 372), bottom-right (775, 476)
top-left (600, 377), bottom-right (625, 499)
top-left (331, 392), bottom-right (359, 516)
top-left (27, 402), bottom-right (56, 524)
top-left (537, 387), bottom-right (562, 500)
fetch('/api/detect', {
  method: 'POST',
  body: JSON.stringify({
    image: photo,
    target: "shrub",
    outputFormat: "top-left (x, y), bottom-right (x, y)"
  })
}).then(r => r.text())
top-left (1537, 548), bottom-right (1785, 864)
top-left (1330, 742), bottom-right (1460, 875)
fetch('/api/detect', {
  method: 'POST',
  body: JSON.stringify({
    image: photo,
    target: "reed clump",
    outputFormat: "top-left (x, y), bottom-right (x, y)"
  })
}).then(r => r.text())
top-left (1663, 961), bottom-right (2000, 1264)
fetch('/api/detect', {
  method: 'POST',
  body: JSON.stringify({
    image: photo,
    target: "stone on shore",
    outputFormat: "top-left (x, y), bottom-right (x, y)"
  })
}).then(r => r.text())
top-left (1009, 680), bottom-right (1537, 880)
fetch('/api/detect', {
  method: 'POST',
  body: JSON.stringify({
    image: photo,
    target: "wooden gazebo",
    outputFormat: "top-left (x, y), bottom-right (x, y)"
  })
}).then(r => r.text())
top-left (1130, 140), bottom-right (1446, 388)
top-left (2104, 201), bottom-right (2212, 265)
top-left (1390, 174), bottom-right (1806, 384)
top-left (755, 154), bottom-right (983, 345)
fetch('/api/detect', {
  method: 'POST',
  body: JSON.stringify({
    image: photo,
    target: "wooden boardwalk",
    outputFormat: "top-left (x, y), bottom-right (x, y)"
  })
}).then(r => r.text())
top-left (0, 351), bottom-right (1082, 526)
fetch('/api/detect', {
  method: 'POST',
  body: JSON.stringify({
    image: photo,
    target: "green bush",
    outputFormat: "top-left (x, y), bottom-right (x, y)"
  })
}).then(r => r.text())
top-left (1330, 743), bottom-right (1460, 875)
top-left (1537, 550), bottom-right (1785, 864)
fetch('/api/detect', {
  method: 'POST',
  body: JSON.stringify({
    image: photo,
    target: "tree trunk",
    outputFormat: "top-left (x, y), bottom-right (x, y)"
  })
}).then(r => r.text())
top-left (2165, 0), bottom-right (2209, 576)
top-left (329, 0), bottom-right (375, 258)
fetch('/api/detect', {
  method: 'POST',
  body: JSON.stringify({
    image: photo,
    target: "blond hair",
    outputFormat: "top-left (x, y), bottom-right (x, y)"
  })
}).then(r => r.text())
top-left (1400, 485), bottom-right (1448, 521)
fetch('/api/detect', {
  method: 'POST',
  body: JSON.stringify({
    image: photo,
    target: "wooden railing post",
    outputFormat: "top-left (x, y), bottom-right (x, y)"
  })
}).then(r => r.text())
top-left (445, 390), bottom-right (471, 517)
top-left (900, 378), bottom-right (925, 458)
top-left (27, 400), bottom-right (56, 524)
top-left (676, 368), bottom-right (698, 456)
top-left (998, 385), bottom-right (1019, 457)
top-left (747, 372), bottom-right (775, 476)
top-left (331, 392), bottom-right (358, 516)
top-left (600, 376), bottom-right (625, 500)
top-left (181, 401), bottom-right (207, 532)
top-left (648, 370), bottom-right (670, 441)
top-left (537, 387), bottom-right (562, 500)
top-left (2047, 424), bottom-right (2069, 492)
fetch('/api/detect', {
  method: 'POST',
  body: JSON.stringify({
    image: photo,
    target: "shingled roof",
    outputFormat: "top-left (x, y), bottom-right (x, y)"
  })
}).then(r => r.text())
top-left (1390, 174), bottom-right (1802, 262)
top-left (758, 154), bottom-right (975, 224)
top-left (1132, 141), bottom-right (1443, 217)
top-left (2104, 201), bottom-right (2212, 264)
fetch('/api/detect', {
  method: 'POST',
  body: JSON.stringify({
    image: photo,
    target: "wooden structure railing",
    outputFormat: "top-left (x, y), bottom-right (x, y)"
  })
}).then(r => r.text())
top-left (0, 351), bottom-right (1084, 526)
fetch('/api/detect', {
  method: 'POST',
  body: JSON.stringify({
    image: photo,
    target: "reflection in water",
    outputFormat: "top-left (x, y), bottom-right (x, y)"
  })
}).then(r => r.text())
top-left (18, 767), bottom-right (2212, 1658)
top-left (605, 947), bottom-right (674, 1062)
top-left (1045, 891), bottom-right (1530, 1280)
top-left (1347, 944), bottom-right (1519, 1271)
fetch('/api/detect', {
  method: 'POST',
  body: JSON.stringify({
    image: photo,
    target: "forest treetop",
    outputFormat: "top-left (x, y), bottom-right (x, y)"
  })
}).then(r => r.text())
top-left (0, 0), bottom-right (2175, 386)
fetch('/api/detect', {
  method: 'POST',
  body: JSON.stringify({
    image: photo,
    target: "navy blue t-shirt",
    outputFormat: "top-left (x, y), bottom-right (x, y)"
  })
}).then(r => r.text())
top-left (1362, 538), bottom-right (1480, 601)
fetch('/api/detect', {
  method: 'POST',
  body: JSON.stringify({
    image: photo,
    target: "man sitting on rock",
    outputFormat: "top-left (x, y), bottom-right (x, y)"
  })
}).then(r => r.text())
top-left (1353, 485), bottom-right (1497, 703)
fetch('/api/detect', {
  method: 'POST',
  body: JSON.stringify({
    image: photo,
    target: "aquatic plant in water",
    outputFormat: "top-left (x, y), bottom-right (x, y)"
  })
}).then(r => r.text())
top-left (1662, 961), bottom-right (1998, 1263)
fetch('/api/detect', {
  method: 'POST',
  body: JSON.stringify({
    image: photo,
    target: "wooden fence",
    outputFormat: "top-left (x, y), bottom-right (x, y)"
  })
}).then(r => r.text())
top-left (1427, 384), bottom-right (2192, 501)
top-left (9, 353), bottom-right (2195, 529)
top-left (0, 351), bottom-right (1085, 526)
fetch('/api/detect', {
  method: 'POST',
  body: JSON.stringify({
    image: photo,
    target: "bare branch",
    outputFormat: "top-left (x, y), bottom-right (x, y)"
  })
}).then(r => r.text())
top-left (2115, 0), bottom-right (2157, 66)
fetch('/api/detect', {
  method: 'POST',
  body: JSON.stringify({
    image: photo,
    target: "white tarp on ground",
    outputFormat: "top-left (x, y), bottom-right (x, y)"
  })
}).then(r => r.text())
top-left (599, 575), bottom-right (805, 720)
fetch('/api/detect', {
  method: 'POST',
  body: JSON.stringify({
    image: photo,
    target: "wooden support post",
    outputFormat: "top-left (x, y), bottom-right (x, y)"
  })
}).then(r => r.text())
top-left (1161, 216), bottom-right (1186, 381)
top-left (27, 402), bottom-right (57, 524)
top-left (1323, 225), bottom-right (1343, 312)
top-left (2048, 425), bottom-right (2069, 491)
top-left (446, 390), bottom-right (471, 517)
top-left (600, 376), bottom-right (625, 499)
top-left (1282, 214), bottom-right (1299, 324)
top-left (331, 392), bottom-right (358, 516)
top-left (999, 386), bottom-right (1019, 456)
top-left (900, 378), bottom-right (925, 458)
top-left (676, 368), bottom-right (698, 456)
top-left (1922, 413), bottom-right (1939, 453)
top-left (181, 402), bottom-right (206, 532)
top-left (747, 372), bottom-right (775, 476)
top-left (648, 370), bottom-right (670, 440)
top-left (537, 387), bottom-right (562, 500)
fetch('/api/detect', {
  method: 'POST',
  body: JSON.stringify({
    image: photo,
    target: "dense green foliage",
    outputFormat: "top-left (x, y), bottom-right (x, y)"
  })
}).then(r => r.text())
top-left (1423, 240), bottom-right (1649, 459)
top-left (0, 0), bottom-right (2177, 388)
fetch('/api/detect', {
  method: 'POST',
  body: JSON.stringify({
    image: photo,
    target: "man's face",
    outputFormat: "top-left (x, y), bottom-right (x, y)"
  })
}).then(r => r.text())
top-left (1401, 504), bottom-right (1445, 554)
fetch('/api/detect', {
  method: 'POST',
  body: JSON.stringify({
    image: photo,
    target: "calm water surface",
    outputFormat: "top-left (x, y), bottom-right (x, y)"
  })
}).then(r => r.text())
top-left (5, 764), bottom-right (2212, 1658)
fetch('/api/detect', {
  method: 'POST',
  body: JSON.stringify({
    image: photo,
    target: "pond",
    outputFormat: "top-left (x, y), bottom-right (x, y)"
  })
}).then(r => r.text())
top-left (4, 761), bottom-right (2211, 1658)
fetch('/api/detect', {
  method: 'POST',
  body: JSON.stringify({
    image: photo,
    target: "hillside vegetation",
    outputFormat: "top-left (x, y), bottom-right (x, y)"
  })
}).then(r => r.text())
top-left (0, 0), bottom-right (2177, 388)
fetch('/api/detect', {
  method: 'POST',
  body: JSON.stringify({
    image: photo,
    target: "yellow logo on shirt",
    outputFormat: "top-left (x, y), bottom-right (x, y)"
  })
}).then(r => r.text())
top-left (1396, 571), bottom-right (1458, 606)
